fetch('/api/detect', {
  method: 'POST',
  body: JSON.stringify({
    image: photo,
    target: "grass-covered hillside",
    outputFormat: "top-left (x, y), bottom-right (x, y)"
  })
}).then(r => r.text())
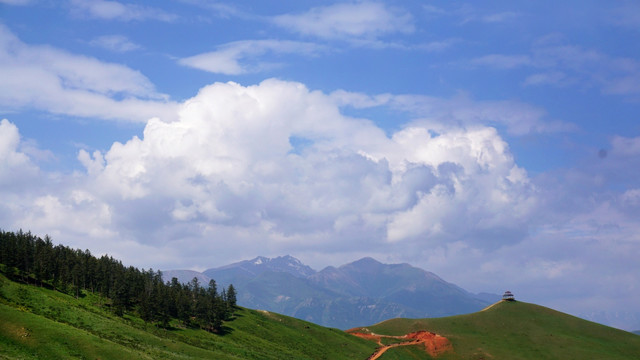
top-left (0, 230), bottom-right (377, 359)
top-left (0, 272), bottom-right (376, 359)
top-left (351, 300), bottom-right (640, 359)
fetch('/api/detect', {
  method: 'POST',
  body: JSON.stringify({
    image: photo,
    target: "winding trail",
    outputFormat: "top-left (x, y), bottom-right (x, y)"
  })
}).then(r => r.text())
top-left (350, 330), bottom-right (452, 359)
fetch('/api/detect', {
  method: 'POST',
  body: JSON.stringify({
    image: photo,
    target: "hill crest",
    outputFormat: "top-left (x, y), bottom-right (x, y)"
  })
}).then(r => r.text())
top-left (350, 300), bottom-right (640, 359)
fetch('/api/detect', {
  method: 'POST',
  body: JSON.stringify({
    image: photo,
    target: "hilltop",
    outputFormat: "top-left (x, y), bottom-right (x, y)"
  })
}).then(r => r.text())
top-left (349, 300), bottom-right (640, 359)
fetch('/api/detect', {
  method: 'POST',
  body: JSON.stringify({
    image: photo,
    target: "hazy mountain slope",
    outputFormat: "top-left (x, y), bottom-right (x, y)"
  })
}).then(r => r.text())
top-left (580, 310), bottom-right (640, 332)
top-left (179, 255), bottom-right (492, 329)
top-left (353, 300), bottom-right (640, 359)
top-left (310, 257), bottom-right (488, 318)
top-left (213, 270), bottom-right (413, 329)
top-left (235, 270), bottom-right (339, 314)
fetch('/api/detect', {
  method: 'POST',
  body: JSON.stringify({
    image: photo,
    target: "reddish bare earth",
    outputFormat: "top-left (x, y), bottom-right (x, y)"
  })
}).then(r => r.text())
top-left (349, 330), bottom-right (452, 359)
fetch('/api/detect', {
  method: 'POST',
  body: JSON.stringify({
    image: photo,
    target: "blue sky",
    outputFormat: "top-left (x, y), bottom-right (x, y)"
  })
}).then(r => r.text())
top-left (1, 0), bottom-right (640, 329)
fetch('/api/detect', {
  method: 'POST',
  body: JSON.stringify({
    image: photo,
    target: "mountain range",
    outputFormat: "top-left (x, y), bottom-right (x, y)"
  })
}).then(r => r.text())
top-left (163, 255), bottom-right (495, 329)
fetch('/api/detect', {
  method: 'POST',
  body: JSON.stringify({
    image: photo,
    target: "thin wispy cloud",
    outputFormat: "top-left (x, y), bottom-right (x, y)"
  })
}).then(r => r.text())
top-left (331, 90), bottom-right (574, 135)
top-left (0, 0), bottom-right (31, 5)
top-left (0, 26), bottom-right (176, 122)
top-left (179, 40), bottom-right (325, 75)
top-left (470, 41), bottom-right (640, 97)
top-left (417, 39), bottom-right (460, 52)
top-left (423, 4), bottom-right (520, 25)
top-left (177, 0), bottom-right (246, 19)
top-left (273, 2), bottom-right (414, 40)
top-left (481, 11), bottom-right (520, 23)
top-left (70, 0), bottom-right (178, 22)
top-left (523, 71), bottom-right (568, 87)
top-left (607, 2), bottom-right (640, 29)
top-left (89, 35), bottom-right (141, 52)
top-left (471, 54), bottom-right (533, 69)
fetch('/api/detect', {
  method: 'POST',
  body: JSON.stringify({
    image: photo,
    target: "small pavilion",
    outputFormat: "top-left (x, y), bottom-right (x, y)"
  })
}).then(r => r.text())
top-left (502, 290), bottom-right (515, 301)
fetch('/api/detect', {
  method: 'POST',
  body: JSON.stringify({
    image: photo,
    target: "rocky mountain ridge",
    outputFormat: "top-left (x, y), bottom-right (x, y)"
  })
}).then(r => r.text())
top-left (164, 255), bottom-right (496, 329)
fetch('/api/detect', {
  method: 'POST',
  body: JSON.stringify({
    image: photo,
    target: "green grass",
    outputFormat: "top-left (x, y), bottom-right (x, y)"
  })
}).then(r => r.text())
top-left (355, 300), bottom-right (640, 360)
top-left (379, 345), bottom-right (435, 360)
top-left (0, 273), bottom-right (376, 359)
top-left (379, 336), bottom-right (411, 346)
top-left (4, 272), bottom-right (639, 360)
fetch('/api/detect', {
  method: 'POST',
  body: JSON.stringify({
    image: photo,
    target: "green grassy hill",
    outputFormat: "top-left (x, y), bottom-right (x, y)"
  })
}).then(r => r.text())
top-left (3, 269), bottom-right (639, 360)
top-left (351, 300), bottom-right (640, 359)
top-left (0, 273), bottom-right (376, 359)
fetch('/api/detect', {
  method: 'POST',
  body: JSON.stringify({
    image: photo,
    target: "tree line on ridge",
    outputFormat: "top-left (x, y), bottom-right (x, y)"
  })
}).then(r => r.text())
top-left (0, 229), bottom-right (236, 332)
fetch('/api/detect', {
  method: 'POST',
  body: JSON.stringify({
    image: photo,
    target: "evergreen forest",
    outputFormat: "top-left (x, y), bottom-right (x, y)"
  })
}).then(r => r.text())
top-left (0, 229), bottom-right (236, 332)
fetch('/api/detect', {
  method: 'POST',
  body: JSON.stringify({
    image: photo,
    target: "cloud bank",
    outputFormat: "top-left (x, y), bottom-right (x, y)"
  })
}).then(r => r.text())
top-left (2, 79), bottom-right (535, 264)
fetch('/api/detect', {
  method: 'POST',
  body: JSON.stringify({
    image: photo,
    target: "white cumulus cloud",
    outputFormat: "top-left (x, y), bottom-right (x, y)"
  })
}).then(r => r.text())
top-left (1, 80), bottom-right (541, 267)
top-left (0, 119), bottom-right (39, 188)
top-left (66, 79), bottom-right (536, 264)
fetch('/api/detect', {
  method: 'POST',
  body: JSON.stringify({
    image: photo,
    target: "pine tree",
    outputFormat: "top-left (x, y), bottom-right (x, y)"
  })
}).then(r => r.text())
top-left (207, 279), bottom-right (217, 296)
top-left (226, 284), bottom-right (237, 308)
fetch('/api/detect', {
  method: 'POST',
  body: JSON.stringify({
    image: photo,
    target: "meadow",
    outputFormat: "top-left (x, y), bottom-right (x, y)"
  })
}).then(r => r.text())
top-left (0, 272), bottom-right (376, 359)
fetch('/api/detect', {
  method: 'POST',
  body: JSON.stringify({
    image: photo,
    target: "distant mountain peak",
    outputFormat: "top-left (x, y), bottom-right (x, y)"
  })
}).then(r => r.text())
top-left (247, 255), bottom-right (307, 268)
top-left (341, 257), bottom-right (383, 271)
top-left (281, 254), bottom-right (302, 264)
top-left (353, 257), bottom-right (381, 264)
top-left (205, 254), bottom-right (316, 280)
top-left (251, 256), bottom-right (268, 265)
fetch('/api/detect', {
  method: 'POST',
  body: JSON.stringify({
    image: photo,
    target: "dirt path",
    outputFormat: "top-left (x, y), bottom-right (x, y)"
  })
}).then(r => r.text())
top-left (481, 302), bottom-right (499, 311)
top-left (350, 330), bottom-right (452, 359)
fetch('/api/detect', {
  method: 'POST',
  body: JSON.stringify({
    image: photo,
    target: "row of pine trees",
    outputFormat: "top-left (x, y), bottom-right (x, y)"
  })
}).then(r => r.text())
top-left (0, 229), bottom-right (236, 332)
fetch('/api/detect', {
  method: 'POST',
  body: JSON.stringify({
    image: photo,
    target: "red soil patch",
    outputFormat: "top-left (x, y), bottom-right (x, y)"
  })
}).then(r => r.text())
top-left (349, 329), bottom-right (452, 359)
top-left (406, 331), bottom-right (452, 357)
